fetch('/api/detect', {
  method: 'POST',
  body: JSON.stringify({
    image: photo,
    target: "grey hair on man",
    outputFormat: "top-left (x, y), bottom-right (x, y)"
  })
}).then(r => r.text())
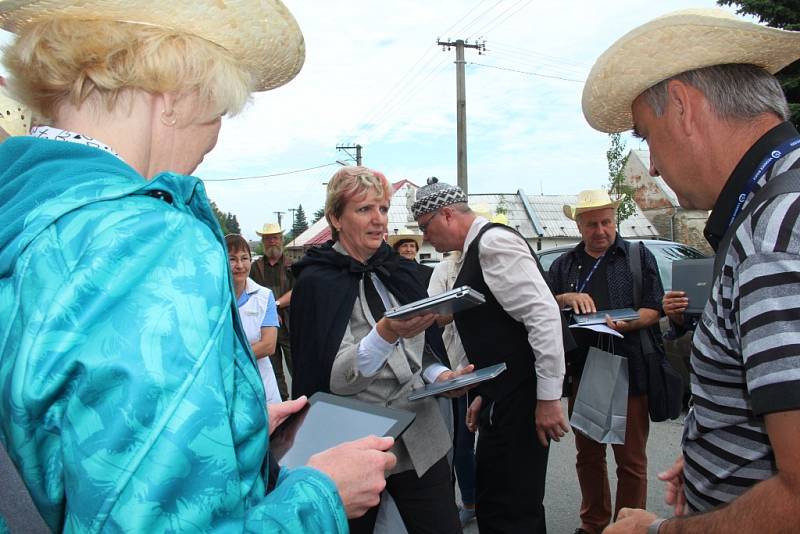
top-left (640, 63), bottom-right (790, 122)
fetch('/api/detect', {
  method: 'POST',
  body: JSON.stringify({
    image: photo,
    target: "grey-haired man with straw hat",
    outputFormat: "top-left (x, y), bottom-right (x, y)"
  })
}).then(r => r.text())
top-left (252, 222), bottom-right (295, 399)
top-left (550, 190), bottom-right (664, 534)
top-left (582, 8), bottom-right (800, 534)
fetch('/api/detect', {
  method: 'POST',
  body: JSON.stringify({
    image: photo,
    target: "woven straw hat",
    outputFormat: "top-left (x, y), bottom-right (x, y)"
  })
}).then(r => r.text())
top-left (563, 190), bottom-right (620, 221)
top-left (0, 0), bottom-right (305, 92)
top-left (387, 233), bottom-right (422, 250)
top-left (582, 8), bottom-right (800, 133)
top-left (0, 84), bottom-right (30, 138)
top-left (256, 222), bottom-right (283, 236)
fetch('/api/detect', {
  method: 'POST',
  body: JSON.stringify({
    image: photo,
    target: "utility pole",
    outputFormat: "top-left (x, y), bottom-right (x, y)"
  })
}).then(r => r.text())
top-left (336, 143), bottom-right (363, 166)
top-left (273, 210), bottom-right (285, 229)
top-left (287, 207), bottom-right (298, 230)
top-left (437, 39), bottom-right (485, 195)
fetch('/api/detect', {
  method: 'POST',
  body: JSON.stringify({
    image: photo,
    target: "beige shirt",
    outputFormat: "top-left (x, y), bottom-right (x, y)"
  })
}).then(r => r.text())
top-left (459, 217), bottom-right (565, 400)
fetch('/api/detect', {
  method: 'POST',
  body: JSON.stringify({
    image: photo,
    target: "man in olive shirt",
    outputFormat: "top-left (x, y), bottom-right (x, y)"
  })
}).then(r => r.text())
top-left (250, 223), bottom-right (294, 400)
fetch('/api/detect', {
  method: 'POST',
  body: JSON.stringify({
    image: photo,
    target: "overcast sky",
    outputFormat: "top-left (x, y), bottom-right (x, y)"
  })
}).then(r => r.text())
top-left (3, 1), bottom-right (733, 239)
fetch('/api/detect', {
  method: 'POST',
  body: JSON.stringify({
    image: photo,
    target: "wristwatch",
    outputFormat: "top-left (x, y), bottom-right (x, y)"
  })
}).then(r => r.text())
top-left (648, 518), bottom-right (667, 533)
top-left (275, 300), bottom-right (281, 309)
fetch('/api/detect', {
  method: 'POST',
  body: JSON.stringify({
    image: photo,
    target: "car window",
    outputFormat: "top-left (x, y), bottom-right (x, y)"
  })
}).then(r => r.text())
top-left (645, 243), bottom-right (706, 291)
top-left (537, 249), bottom-right (567, 274)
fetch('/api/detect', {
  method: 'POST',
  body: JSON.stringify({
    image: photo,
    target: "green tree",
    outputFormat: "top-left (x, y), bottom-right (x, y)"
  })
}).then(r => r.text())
top-left (717, 0), bottom-right (800, 128)
top-left (313, 207), bottom-right (326, 223)
top-left (209, 200), bottom-right (229, 234)
top-left (225, 213), bottom-right (241, 235)
top-left (292, 204), bottom-right (309, 237)
top-left (607, 133), bottom-right (637, 223)
top-left (496, 194), bottom-right (508, 215)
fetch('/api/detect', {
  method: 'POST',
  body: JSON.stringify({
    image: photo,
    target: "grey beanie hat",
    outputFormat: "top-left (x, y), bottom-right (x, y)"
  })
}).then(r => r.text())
top-left (411, 177), bottom-right (467, 219)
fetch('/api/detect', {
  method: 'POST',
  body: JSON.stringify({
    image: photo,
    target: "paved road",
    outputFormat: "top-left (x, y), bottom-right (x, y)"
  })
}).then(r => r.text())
top-left (1, 397), bottom-right (684, 534)
top-left (462, 400), bottom-right (685, 533)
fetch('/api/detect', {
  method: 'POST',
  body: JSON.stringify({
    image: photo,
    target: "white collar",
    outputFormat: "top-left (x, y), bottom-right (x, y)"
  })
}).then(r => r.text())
top-left (461, 216), bottom-right (489, 256)
top-left (30, 126), bottom-right (121, 159)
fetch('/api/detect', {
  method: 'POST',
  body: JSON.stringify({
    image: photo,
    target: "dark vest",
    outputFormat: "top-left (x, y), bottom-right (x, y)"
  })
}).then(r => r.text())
top-left (453, 223), bottom-right (555, 401)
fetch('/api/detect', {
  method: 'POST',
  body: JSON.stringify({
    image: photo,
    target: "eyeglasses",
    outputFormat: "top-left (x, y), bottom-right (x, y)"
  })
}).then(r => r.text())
top-left (418, 210), bottom-right (441, 233)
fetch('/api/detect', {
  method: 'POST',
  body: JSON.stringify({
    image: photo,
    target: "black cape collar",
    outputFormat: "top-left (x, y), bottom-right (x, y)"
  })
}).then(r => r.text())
top-left (704, 121), bottom-right (800, 250)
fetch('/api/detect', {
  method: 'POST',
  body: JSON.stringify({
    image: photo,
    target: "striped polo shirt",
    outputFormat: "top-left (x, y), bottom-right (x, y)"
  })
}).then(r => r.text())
top-left (683, 122), bottom-right (800, 511)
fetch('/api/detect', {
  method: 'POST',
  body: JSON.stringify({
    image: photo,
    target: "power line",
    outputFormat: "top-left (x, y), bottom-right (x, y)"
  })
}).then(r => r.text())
top-left (483, 49), bottom-right (588, 78)
top-left (467, 0), bottom-right (530, 40)
top-left (455, 0), bottom-right (503, 38)
top-left (467, 61), bottom-right (584, 82)
top-left (489, 40), bottom-right (592, 69)
top-left (202, 162), bottom-right (341, 182)
top-left (439, 0), bottom-right (487, 39)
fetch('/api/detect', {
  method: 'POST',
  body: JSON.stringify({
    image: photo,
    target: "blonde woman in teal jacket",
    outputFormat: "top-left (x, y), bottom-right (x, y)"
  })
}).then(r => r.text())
top-left (0, 2), bottom-right (395, 532)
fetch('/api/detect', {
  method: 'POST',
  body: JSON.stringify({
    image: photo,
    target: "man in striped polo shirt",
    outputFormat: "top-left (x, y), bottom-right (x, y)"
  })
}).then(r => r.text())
top-left (581, 9), bottom-right (800, 534)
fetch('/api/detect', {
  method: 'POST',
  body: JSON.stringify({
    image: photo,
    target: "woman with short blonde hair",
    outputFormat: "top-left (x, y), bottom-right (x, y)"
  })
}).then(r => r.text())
top-left (0, 2), bottom-right (394, 532)
top-left (292, 165), bottom-right (472, 533)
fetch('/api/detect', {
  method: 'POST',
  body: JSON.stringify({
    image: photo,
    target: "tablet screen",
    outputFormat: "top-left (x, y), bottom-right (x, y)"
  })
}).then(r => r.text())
top-left (270, 392), bottom-right (415, 468)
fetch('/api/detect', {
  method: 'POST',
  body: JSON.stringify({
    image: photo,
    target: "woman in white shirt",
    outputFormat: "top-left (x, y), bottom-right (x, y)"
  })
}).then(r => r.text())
top-left (226, 234), bottom-right (282, 404)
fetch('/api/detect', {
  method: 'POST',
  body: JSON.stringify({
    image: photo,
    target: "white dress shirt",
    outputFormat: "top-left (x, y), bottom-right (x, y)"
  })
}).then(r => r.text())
top-left (458, 217), bottom-right (565, 400)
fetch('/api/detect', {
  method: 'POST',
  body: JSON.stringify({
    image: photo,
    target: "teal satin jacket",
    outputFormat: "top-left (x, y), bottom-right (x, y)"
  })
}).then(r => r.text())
top-left (0, 137), bottom-right (347, 533)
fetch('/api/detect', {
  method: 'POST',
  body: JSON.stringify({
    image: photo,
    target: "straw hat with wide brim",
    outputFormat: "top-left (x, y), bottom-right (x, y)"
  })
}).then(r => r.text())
top-left (0, 85), bottom-right (30, 138)
top-left (563, 190), bottom-right (620, 221)
top-left (0, 0), bottom-right (305, 92)
top-left (387, 233), bottom-right (422, 250)
top-left (582, 8), bottom-right (800, 133)
top-left (256, 222), bottom-right (283, 236)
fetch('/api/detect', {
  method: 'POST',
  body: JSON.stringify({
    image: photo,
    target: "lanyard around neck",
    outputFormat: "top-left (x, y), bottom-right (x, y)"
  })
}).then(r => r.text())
top-left (577, 252), bottom-right (605, 293)
top-left (726, 136), bottom-right (800, 231)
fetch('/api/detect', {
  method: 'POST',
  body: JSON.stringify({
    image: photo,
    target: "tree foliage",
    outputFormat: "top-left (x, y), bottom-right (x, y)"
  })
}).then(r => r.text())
top-left (717, 0), bottom-right (800, 128)
top-left (289, 204), bottom-right (309, 243)
top-left (209, 200), bottom-right (241, 235)
top-left (606, 133), bottom-right (637, 223)
top-left (312, 207), bottom-right (326, 224)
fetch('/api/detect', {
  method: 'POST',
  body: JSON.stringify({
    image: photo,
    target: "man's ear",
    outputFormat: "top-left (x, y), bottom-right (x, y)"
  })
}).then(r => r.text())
top-left (666, 80), bottom-right (696, 137)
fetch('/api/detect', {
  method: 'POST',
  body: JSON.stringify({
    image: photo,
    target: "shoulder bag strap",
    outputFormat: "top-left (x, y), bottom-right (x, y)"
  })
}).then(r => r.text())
top-left (628, 241), bottom-right (657, 354)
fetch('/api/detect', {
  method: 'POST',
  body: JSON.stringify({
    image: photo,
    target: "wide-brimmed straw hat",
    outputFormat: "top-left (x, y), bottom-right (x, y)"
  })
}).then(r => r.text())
top-left (582, 8), bottom-right (800, 133)
top-left (0, 0), bottom-right (305, 92)
top-left (563, 190), bottom-right (620, 221)
top-left (387, 233), bottom-right (422, 250)
top-left (256, 222), bottom-right (283, 236)
top-left (0, 84), bottom-right (30, 138)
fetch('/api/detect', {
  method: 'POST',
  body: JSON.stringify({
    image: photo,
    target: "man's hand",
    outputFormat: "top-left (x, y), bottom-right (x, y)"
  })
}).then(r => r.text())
top-left (659, 455), bottom-right (687, 516)
top-left (535, 399), bottom-right (570, 446)
top-left (268, 396), bottom-right (308, 435)
top-left (377, 313), bottom-right (437, 344)
top-left (466, 395), bottom-right (482, 432)
top-left (307, 436), bottom-right (397, 518)
top-left (663, 291), bottom-right (688, 326)
top-left (557, 292), bottom-right (597, 314)
top-left (434, 364), bottom-right (476, 398)
top-left (605, 315), bottom-right (630, 333)
top-left (602, 508), bottom-right (659, 533)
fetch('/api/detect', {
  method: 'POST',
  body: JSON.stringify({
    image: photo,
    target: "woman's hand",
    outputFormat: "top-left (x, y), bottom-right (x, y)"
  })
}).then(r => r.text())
top-left (434, 364), bottom-right (476, 398)
top-left (376, 313), bottom-right (437, 343)
top-left (663, 291), bottom-right (688, 325)
top-left (268, 396), bottom-right (308, 435)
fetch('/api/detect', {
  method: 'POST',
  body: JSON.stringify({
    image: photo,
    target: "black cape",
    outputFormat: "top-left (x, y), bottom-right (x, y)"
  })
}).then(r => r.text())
top-left (290, 241), bottom-right (447, 399)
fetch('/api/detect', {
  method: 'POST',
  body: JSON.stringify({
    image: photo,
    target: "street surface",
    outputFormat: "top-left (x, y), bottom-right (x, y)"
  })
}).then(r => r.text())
top-left (1, 399), bottom-right (684, 534)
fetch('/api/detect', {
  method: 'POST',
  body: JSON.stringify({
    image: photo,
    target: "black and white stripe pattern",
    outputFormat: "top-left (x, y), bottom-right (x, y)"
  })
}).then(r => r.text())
top-left (683, 149), bottom-right (800, 511)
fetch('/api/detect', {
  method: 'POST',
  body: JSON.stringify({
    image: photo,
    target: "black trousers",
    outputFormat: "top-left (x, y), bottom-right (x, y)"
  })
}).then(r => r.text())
top-left (476, 381), bottom-right (549, 534)
top-left (348, 455), bottom-right (461, 534)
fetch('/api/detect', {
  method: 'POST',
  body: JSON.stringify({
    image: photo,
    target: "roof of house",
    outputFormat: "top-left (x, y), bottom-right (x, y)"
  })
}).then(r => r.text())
top-left (287, 182), bottom-right (661, 249)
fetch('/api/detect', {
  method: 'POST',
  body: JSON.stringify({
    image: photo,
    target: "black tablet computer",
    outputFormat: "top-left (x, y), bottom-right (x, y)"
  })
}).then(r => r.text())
top-left (269, 392), bottom-right (416, 468)
top-left (407, 363), bottom-right (507, 401)
top-left (383, 286), bottom-right (485, 320)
